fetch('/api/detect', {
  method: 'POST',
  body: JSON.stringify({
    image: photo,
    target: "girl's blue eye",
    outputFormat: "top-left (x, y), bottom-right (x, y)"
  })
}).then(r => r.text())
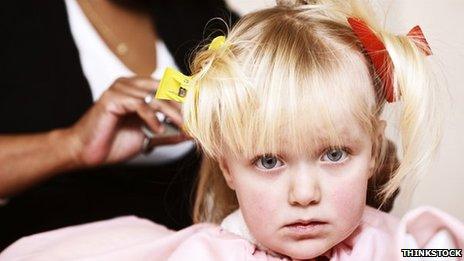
top-left (255, 155), bottom-right (283, 170)
top-left (321, 148), bottom-right (348, 163)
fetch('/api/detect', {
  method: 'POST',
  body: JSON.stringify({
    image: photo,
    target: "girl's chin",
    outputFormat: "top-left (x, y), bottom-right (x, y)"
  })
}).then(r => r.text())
top-left (269, 238), bottom-right (332, 260)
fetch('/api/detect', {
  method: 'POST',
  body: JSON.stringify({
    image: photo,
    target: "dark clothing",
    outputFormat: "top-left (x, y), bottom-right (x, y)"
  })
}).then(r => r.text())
top-left (0, 0), bottom-right (239, 250)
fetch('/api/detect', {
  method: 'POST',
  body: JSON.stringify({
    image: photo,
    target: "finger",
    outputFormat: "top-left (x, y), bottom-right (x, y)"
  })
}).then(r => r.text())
top-left (115, 87), bottom-right (182, 128)
top-left (112, 78), bottom-right (182, 126)
top-left (131, 76), bottom-right (182, 112)
top-left (109, 90), bottom-right (164, 134)
top-left (150, 101), bottom-right (184, 128)
top-left (113, 82), bottom-right (151, 99)
top-left (166, 100), bottom-right (182, 114)
top-left (132, 102), bottom-right (164, 134)
top-left (120, 77), bottom-right (182, 114)
top-left (124, 76), bottom-right (159, 93)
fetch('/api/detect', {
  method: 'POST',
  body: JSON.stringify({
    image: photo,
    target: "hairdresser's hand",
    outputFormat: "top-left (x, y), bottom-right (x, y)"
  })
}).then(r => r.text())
top-left (67, 76), bottom-right (189, 167)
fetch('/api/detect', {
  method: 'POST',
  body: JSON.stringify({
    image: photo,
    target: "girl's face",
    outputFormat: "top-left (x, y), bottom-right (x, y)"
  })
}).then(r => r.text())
top-left (219, 121), bottom-right (384, 260)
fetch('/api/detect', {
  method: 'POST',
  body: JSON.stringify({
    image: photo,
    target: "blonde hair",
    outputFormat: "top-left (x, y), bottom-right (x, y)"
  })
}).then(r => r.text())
top-left (183, 0), bottom-right (444, 223)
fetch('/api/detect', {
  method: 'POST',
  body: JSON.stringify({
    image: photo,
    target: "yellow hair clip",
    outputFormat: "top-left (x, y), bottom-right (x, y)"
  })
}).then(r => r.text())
top-left (155, 36), bottom-right (226, 103)
top-left (208, 35), bottom-right (226, 51)
top-left (155, 67), bottom-right (192, 103)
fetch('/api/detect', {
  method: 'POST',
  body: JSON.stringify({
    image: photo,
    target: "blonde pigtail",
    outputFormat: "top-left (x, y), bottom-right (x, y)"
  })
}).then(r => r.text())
top-left (339, 0), bottom-right (444, 207)
top-left (376, 32), bottom-right (444, 206)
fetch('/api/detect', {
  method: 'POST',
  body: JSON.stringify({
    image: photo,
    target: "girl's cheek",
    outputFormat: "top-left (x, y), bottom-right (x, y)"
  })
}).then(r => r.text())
top-left (327, 156), bottom-right (371, 214)
top-left (328, 174), bottom-right (367, 227)
top-left (235, 175), bottom-right (282, 228)
top-left (240, 193), bottom-right (281, 240)
top-left (237, 179), bottom-right (279, 215)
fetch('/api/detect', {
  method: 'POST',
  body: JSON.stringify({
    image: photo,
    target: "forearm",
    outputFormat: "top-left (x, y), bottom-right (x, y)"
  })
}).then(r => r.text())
top-left (0, 128), bottom-right (82, 198)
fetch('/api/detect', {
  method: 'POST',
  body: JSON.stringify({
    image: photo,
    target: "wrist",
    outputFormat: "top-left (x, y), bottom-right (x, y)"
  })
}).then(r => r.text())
top-left (48, 128), bottom-right (85, 170)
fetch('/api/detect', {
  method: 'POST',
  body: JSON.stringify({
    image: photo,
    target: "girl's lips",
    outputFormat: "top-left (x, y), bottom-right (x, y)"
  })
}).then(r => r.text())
top-left (284, 221), bottom-right (328, 238)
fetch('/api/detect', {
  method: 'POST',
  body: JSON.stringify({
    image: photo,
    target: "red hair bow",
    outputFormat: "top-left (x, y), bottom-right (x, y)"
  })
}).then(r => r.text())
top-left (347, 17), bottom-right (432, 103)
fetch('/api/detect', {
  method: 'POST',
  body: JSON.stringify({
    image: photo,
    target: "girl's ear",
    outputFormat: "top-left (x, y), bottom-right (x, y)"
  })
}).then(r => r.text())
top-left (218, 158), bottom-right (235, 190)
top-left (369, 120), bottom-right (387, 177)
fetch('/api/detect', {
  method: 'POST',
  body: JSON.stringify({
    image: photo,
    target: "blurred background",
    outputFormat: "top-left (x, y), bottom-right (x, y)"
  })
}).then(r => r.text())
top-left (227, 0), bottom-right (464, 220)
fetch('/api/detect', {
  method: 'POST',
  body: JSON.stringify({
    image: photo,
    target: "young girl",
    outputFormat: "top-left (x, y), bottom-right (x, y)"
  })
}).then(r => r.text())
top-left (1, 0), bottom-right (463, 260)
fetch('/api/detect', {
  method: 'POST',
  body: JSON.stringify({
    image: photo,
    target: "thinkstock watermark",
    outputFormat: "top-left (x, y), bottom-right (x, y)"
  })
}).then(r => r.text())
top-left (401, 248), bottom-right (462, 258)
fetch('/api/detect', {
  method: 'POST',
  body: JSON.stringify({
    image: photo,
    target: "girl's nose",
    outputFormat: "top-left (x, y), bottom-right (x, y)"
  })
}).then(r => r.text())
top-left (288, 166), bottom-right (321, 207)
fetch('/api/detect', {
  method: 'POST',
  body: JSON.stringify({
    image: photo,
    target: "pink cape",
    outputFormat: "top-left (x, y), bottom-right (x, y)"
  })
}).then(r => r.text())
top-left (1, 206), bottom-right (463, 260)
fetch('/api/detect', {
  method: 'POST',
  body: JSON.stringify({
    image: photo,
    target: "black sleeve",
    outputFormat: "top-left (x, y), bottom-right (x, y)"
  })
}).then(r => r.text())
top-left (150, 0), bottom-right (240, 74)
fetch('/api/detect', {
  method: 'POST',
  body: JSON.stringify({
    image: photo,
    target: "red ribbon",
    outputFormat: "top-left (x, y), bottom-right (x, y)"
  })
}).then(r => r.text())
top-left (347, 17), bottom-right (432, 103)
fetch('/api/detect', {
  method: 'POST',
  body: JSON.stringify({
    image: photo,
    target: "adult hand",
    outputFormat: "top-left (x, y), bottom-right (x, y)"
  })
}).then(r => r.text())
top-left (67, 76), bottom-right (189, 167)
